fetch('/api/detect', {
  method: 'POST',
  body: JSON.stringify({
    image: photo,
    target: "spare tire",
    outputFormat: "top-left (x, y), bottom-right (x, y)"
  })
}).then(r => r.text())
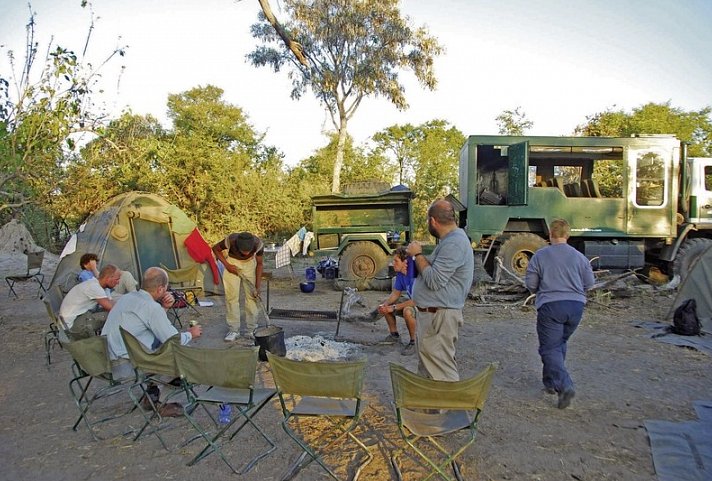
top-left (497, 233), bottom-right (548, 278)
top-left (335, 241), bottom-right (391, 291)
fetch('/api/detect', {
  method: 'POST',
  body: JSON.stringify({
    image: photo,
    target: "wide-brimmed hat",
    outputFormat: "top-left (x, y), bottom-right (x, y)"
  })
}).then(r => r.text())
top-left (236, 232), bottom-right (254, 252)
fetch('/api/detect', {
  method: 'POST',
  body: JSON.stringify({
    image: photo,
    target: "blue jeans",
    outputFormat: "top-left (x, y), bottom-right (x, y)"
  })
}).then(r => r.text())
top-left (536, 300), bottom-right (584, 393)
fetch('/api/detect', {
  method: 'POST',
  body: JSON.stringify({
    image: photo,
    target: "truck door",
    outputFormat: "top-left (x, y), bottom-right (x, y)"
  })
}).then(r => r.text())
top-left (507, 141), bottom-right (529, 205)
top-left (626, 147), bottom-right (673, 236)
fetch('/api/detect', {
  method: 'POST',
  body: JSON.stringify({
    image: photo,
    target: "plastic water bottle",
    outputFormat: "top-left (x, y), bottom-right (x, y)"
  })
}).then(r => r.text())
top-left (218, 404), bottom-right (232, 425)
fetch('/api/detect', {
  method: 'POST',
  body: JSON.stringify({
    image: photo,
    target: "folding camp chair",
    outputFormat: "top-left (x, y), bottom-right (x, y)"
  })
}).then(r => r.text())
top-left (43, 285), bottom-right (70, 366)
top-left (5, 249), bottom-right (46, 298)
top-left (66, 336), bottom-right (134, 441)
top-left (389, 363), bottom-right (497, 481)
top-left (120, 327), bottom-right (183, 449)
top-left (174, 345), bottom-right (277, 474)
top-left (162, 264), bottom-right (202, 328)
top-left (267, 352), bottom-right (373, 481)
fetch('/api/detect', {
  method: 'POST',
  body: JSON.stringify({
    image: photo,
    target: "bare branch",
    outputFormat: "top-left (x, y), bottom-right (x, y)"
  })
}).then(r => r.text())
top-left (257, 0), bottom-right (308, 67)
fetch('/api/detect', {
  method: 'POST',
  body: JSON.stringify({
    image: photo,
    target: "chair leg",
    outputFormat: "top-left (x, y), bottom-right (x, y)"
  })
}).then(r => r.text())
top-left (35, 276), bottom-right (47, 298)
top-left (281, 414), bottom-right (373, 481)
top-left (127, 382), bottom-right (169, 450)
top-left (6, 279), bottom-right (18, 299)
top-left (185, 398), bottom-right (277, 474)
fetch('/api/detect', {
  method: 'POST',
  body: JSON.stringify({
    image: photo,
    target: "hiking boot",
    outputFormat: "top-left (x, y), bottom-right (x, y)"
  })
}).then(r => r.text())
top-left (401, 342), bottom-right (416, 356)
top-left (544, 387), bottom-right (556, 395)
top-left (224, 331), bottom-right (239, 342)
top-left (241, 332), bottom-right (255, 341)
top-left (139, 383), bottom-right (161, 410)
top-left (383, 333), bottom-right (401, 344)
top-left (158, 402), bottom-right (183, 418)
top-left (557, 389), bottom-right (575, 409)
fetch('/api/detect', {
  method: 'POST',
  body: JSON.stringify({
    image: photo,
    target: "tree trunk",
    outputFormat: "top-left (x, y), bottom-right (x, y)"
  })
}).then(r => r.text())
top-left (332, 117), bottom-right (348, 193)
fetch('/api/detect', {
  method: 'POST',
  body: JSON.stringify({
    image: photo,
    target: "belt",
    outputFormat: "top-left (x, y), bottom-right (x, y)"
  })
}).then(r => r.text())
top-left (417, 307), bottom-right (441, 313)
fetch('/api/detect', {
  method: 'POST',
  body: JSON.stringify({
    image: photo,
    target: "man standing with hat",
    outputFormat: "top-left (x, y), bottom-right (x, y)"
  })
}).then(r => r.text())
top-left (212, 231), bottom-right (264, 341)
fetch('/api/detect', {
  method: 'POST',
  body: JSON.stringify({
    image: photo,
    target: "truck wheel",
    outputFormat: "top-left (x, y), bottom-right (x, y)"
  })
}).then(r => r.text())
top-left (497, 234), bottom-right (548, 278)
top-left (673, 238), bottom-right (712, 280)
top-left (337, 241), bottom-right (390, 291)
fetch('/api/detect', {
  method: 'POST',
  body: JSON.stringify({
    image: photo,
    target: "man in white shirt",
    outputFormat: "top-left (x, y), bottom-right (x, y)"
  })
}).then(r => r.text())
top-left (59, 264), bottom-right (122, 339)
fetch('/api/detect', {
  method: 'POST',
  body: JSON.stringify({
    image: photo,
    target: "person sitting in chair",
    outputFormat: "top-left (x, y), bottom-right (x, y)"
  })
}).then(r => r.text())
top-left (76, 253), bottom-right (138, 298)
top-left (77, 253), bottom-right (100, 282)
top-left (101, 267), bottom-right (202, 417)
top-left (59, 264), bottom-right (122, 340)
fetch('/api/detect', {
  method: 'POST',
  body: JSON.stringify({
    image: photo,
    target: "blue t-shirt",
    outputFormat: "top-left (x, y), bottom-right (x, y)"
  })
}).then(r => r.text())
top-left (393, 257), bottom-right (416, 298)
top-left (77, 269), bottom-right (95, 282)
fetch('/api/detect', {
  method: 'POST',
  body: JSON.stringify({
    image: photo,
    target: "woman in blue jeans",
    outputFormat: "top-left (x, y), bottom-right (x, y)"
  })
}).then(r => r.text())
top-left (525, 219), bottom-right (595, 409)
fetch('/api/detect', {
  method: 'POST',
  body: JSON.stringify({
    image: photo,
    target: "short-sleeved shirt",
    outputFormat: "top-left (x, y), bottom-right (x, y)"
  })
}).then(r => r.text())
top-left (219, 233), bottom-right (264, 260)
top-left (77, 269), bottom-right (95, 282)
top-left (101, 289), bottom-right (191, 360)
top-left (59, 277), bottom-right (109, 328)
top-left (393, 257), bottom-right (416, 298)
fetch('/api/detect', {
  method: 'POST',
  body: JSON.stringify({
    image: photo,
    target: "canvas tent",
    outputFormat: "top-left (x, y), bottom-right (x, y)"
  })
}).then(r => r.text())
top-left (666, 244), bottom-right (712, 335)
top-left (50, 191), bottom-right (222, 295)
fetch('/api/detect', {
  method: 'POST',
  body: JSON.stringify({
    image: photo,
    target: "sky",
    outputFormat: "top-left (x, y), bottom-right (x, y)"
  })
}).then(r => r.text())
top-left (1, 0), bottom-right (711, 167)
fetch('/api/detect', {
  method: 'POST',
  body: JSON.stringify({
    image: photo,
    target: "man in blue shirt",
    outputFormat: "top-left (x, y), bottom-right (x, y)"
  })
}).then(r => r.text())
top-left (525, 218), bottom-right (595, 409)
top-left (377, 247), bottom-right (417, 355)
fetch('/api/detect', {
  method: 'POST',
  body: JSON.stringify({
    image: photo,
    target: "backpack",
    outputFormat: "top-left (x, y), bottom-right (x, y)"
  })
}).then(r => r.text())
top-left (671, 298), bottom-right (702, 336)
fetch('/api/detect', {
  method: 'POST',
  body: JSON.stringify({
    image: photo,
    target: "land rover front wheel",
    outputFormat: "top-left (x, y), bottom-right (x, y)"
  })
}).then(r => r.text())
top-left (497, 234), bottom-right (548, 278)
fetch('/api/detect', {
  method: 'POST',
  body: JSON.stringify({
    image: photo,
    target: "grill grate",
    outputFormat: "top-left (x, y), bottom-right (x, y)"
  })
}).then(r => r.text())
top-left (269, 308), bottom-right (338, 321)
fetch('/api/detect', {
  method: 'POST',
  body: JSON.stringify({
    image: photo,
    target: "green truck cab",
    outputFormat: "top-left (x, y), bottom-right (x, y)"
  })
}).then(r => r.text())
top-left (458, 134), bottom-right (712, 279)
top-left (310, 185), bottom-right (414, 289)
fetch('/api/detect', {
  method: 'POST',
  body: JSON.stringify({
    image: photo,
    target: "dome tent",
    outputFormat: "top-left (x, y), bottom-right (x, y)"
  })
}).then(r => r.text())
top-left (50, 191), bottom-right (222, 295)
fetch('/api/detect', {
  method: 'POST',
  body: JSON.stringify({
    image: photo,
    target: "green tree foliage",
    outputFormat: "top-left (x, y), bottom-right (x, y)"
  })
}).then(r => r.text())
top-left (371, 124), bottom-right (418, 185)
top-left (55, 112), bottom-right (165, 223)
top-left (576, 101), bottom-right (712, 156)
top-left (247, 0), bottom-right (442, 193)
top-left (58, 85), bottom-right (304, 243)
top-left (496, 106), bottom-right (533, 135)
top-left (0, 5), bottom-right (125, 247)
top-left (372, 120), bottom-right (464, 239)
top-left (294, 132), bottom-right (394, 189)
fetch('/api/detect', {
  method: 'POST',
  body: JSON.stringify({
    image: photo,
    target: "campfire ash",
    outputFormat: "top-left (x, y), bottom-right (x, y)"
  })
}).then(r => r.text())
top-left (285, 334), bottom-right (361, 362)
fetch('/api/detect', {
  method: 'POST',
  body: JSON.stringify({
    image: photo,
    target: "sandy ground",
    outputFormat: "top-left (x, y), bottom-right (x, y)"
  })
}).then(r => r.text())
top-left (1, 251), bottom-right (711, 481)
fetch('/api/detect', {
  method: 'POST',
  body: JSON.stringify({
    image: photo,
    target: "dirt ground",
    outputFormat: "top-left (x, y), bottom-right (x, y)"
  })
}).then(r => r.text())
top-left (1, 252), bottom-right (711, 481)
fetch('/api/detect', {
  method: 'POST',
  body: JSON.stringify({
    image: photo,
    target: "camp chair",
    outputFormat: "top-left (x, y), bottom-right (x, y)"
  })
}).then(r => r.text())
top-left (174, 345), bottom-right (277, 474)
top-left (162, 264), bottom-right (202, 327)
top-left (389, 363), bottom-right (497, 481)
top-left (120, 327), bottom-right (183, 449)
top-left (267, 352), bottom-right (373, 481)
top-left (5, 249), bottom-right (46, 298)
top-left (66, 336), bottom-right (134, 441)
top-left (42, 285), bottom-right (72, 366)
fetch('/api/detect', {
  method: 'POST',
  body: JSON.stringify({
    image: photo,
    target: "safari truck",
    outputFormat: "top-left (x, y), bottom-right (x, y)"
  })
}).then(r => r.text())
top-left (457, 134), bottom-right (712, 279)
top-left (310, 183), bottom-right (414, 290)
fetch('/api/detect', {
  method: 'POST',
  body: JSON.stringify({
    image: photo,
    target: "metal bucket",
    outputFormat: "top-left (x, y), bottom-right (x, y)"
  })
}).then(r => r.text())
top-left (253, 325), bottom-right (286, 362)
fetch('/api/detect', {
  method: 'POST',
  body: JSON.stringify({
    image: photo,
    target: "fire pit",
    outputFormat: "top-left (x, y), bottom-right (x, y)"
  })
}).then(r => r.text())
top-left (268, 308), bottom-right (338, 321)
